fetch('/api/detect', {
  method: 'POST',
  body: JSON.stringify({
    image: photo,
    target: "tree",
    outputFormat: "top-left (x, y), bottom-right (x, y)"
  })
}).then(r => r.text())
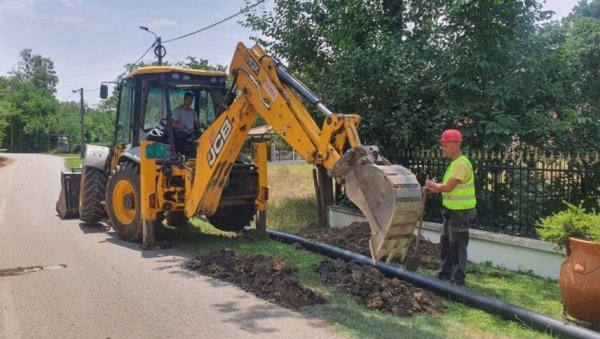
top-left (242, 0), bottom-right (590, 152)
top-left (176, 57), bottom-right (226, 72)
top-left (9, 49), bottom-right (59, 93)
top-left (0, 49), bottom-right (60, 152)
top-left (0, 100), bottom-right (13, 148)
top-left (48, 101), bottom-right (83, 152)
top-left (5, 82), bottom-right (59, 151)
top-left (84, 107), bottom-right (115, 147)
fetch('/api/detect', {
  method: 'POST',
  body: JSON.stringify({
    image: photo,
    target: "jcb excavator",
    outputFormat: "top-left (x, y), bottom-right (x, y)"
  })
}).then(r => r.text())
top-left (74, 42), bottom-right (422, 263)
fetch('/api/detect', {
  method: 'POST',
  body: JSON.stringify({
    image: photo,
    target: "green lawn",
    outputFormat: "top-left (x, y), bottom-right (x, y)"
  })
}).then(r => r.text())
top-left (57, 153), bottom-right (82, 169)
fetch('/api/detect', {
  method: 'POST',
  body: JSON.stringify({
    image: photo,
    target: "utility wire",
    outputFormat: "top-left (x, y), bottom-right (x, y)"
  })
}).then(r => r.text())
top-left (95, 1), bottom-right (266, 96)
top-left (130, 42), bottom-right (156, 68)
top-left (114, 41), bottom-right (156, 80)
top-left (163, 0), bottom-right (266, 43)
top-left (62, 92), bottom-right (77, 101)
top-left (166, 52), bottom-right (185, 64)
top-left (84, 87), bottom-right (100, 92)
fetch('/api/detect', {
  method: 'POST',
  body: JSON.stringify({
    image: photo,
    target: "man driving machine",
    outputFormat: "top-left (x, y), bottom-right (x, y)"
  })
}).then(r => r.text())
top-left (172, 92), bottom-right (202, 156)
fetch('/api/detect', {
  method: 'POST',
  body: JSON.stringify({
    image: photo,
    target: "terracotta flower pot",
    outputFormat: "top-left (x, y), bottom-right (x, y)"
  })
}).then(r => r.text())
top-left (559, 237), bottom-right (600, 325)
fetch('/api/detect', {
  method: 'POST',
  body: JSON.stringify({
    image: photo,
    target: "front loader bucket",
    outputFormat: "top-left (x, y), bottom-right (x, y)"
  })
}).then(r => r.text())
top-left (344, 164), bottom-right (422, 263)
top-left (56, 170), bottom-right (82, 219)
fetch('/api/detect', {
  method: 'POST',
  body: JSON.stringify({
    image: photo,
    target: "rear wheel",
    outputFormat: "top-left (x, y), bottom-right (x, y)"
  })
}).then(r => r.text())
top-left (106, 161), bottom-right (144, 241)
top-left (166, 211), bottom-right (189, 228)
top-left (79, 166), bottom-right (107, 223)
top-left (208, 204), bottom-right (255, 232)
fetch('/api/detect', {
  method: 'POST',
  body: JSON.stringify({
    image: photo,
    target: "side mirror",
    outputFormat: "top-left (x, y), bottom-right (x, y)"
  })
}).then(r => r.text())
top-left (100, 84), bottom-right (108, 99)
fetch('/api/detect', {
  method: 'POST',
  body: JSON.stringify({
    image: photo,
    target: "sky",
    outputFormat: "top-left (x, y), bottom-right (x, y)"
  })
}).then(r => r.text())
top-left (0, 0), bottom-right (583, 106)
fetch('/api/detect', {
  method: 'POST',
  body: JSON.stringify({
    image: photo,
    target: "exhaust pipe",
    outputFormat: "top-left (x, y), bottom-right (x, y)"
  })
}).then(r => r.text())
top-left (265, 229), bottom-right (600, 339)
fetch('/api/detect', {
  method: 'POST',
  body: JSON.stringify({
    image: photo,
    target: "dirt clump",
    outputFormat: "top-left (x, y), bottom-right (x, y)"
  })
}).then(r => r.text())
top-left (302, 222), bottom-right (441, 270)
top-left (185, 249), bottom-right (324, 309)
top-left (316, 259), bottom-right (446, 316)
top-left (0, 266), bottom-right (43, 277)
top-left (0, 156), bottom-right (13, 169)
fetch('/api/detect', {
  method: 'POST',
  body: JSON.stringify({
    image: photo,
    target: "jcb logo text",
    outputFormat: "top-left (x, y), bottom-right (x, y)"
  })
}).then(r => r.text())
top-left (207, 118), bottom-right (233, 167)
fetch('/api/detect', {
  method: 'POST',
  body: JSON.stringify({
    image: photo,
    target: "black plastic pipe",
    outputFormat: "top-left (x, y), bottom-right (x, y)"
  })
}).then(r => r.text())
top-left (266, 230), bottom-right (600, 339)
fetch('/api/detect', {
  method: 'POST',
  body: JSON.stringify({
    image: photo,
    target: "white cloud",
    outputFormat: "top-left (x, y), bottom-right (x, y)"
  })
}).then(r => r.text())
top-left (139, 17), bottom-right (178, 29)
top-left (0, 0), bottom-right (36, 19)
top-left (0, 0), bottom-right (82, 21)
top-left (52, 15), bottom-right (84, 23)
top-left (54, 0), bottom-right (82, 8)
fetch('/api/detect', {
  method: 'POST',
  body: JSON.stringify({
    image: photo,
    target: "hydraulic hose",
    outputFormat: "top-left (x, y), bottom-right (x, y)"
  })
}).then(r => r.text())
top-left (265, 229), bottom-right (600, 339)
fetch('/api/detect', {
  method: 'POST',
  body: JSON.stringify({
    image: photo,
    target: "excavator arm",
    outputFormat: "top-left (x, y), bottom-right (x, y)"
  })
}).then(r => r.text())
top-left (187, 42), bottom-right (422, 263)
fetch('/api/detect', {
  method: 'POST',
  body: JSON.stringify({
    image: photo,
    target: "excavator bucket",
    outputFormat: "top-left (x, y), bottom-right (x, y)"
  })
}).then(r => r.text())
top-left (332, 146), bottom-right (422, 263)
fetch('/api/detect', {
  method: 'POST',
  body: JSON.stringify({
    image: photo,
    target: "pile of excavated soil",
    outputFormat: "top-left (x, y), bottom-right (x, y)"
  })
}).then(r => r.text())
top-left (183, 223), bottom-right (445, 316)
top-left (301, 222), bottom-right (441, 270)
top-left (316, 259), bottom-right (446, 316)
top-left (0, 156), bottom-right (12, 168)
top-left (185, 249), bottom-right (324, 309)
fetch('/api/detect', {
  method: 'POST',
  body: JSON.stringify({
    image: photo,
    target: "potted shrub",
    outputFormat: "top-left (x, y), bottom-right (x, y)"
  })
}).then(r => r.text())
top-left (537, 202), bottom-right (600, 325)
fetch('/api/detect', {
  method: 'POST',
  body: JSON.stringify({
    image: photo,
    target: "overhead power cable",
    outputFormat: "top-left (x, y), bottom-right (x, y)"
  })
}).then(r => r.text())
top-left (166, 52), bottom-right (185, 64)
top-left (163, 0), bottom-right (266, 43)
top-left (130, 42), bottom-right (156, 68)
top-left (62, 92), bottom-right (77, 101)
top-left (114, 41), bottom-right (156, 80)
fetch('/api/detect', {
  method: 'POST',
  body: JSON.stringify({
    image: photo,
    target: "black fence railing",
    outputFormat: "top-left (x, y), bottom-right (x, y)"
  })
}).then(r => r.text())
top-left (391, 148), bottom-right (600, 238)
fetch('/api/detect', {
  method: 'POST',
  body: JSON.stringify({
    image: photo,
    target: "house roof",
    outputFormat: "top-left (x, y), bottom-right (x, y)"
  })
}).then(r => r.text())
top-left (248, 125), bottom-right (272, 136)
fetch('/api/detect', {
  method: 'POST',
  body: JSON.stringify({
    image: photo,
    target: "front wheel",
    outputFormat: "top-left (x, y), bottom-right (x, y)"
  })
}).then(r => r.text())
top-left (79, 166), bottom-right (107, 223)
top-left (106, 161), bottom-right (143, 241)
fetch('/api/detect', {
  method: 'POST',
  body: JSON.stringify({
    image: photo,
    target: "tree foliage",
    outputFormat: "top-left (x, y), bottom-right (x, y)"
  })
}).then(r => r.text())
top-left (242, 0), bottom-right (600, 152)
top-left (9, 49), bottom-right (59, 93)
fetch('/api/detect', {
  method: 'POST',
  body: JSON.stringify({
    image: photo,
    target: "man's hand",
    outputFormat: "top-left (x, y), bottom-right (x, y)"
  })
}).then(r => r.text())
top-left (172, 119), bottom-right (184, 130)
top-left (424, 178), bottom-right (438, 193)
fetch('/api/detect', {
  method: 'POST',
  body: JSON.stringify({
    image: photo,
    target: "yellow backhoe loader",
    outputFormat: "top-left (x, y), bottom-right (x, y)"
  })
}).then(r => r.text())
top-left (72, 42), bottom-right (422, 263)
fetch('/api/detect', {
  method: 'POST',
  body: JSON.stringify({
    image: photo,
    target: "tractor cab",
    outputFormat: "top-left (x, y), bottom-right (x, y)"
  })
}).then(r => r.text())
top-left (101, 66), bottom-right (228, 157)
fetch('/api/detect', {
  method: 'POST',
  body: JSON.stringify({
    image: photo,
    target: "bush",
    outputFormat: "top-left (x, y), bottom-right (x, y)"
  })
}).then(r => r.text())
top-left (536, 202), bottom-right (600, 252)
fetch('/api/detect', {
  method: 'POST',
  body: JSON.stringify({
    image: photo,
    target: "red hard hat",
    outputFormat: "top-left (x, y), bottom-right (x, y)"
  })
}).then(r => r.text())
top-left (439, 129), bottom-right (463, 142)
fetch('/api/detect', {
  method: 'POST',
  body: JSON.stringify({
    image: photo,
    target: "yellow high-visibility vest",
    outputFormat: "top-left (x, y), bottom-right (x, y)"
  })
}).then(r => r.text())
top-left (442, 155), bottom-right (476, 210)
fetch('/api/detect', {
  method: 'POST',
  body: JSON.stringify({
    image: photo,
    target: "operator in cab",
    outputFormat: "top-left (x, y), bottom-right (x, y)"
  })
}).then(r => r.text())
top-left (172, 92), bottom-right (202, 156)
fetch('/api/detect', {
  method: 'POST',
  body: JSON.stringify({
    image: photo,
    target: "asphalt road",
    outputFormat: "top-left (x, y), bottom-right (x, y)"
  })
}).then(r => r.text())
top-left (0, 153), bottom-right (339, 339)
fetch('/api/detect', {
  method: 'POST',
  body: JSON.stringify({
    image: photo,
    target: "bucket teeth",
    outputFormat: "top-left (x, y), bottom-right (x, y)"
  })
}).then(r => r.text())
top-left (344, 164), bottom-right (422, 263)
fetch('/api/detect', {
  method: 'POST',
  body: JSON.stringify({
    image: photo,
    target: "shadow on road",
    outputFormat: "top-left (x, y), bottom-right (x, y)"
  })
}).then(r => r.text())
top-left (78, 222), bottom-right (110, 234)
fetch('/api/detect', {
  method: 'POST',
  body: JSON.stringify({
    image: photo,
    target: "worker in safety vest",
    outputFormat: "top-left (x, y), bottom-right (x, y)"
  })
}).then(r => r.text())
top-left (424, 129), bottom-right (476, 286)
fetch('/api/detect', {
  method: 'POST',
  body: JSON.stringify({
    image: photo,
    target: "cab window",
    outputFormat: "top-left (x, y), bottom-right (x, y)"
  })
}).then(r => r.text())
top-left (115, 80), bottom-right (134, 145)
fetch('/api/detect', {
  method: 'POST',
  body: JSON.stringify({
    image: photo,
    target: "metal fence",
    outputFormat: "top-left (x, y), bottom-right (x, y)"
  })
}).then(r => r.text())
top-left (393, 148), bottom-right (600, 238)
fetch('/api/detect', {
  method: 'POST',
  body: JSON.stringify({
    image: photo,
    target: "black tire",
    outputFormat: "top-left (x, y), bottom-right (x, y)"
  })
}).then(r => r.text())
top-left (207, 204), bottom-right (255, 232)
top-left (79, 166), bottom-right (108, 223)
top-left (106, 161), bottom-right (144, 241)
top-left (166, 211), bottom-right (189, 228)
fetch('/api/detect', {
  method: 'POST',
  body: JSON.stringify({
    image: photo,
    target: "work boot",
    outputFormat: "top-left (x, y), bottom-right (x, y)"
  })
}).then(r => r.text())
top-left (437, 272), bottom-right (452, 281)
top-left (450, 278), bottom-right (465, 286)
